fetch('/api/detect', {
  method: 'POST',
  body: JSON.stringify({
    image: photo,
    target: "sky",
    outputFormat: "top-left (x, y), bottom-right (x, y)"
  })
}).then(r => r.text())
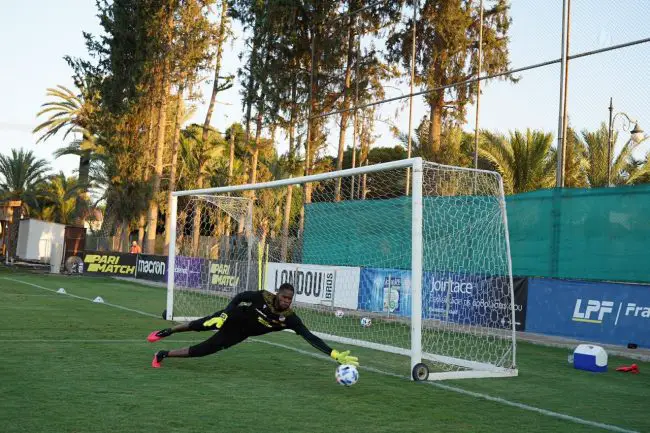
top-left (1, 0), bottom-right (649, 178)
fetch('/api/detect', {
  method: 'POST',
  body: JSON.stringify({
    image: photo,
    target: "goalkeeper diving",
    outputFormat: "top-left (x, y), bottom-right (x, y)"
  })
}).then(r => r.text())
top-left (147, 283), bottom-right (359, 369)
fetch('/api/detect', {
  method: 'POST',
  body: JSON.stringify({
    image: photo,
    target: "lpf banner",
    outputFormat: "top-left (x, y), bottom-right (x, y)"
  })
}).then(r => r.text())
top-left (82, 251), bottom-right (137, 276)
top-left (264, 262), bottom-right (360, 310)
top-left (135, 254), bottom-right (168, 282)
top-left (208, 260), bottom-right (248, 293)
top-left (526, 278), bottom-right (650, 348)
top-left (174, 256), bottom-right (207, 289)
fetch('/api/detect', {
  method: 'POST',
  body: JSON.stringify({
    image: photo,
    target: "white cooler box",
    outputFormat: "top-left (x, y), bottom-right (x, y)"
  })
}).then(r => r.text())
top-left (572, 344), bottom-right (608, 373)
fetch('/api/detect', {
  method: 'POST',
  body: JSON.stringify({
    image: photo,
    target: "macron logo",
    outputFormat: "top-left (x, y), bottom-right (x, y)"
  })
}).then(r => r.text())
top-left (572, 299), bottom-right (613, 323)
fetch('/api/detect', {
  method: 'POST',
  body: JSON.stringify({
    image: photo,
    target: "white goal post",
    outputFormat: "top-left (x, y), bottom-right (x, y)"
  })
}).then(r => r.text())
top-left (166, 157), bottom-right (518, 381)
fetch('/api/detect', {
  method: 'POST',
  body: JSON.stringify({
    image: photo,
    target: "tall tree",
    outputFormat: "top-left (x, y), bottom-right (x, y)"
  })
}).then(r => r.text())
top-left (627, 152), bottom-right (650, 185)
top-left (202, 0), bottom-right (234, 146)
top-left (232, 0), bottom-right (267, 183)
top-left (163, 0), bottom-right (219, 253)
top-left (91, 150), bottom-right (151, 252)
top-left (145, 2), bottom-right (175, 254)
top-left (235, 0), bottom-right (279, 193)
top-left (334, 1), bottom-right (400, 200)
top-left (387, 0), bottom-right (513, 161)
top-left (164, 89), bottom-right (185, 254)
top-left (81, 0), bottom-right (174, 253)
top-left (33, 82), bottom-right (100, 226)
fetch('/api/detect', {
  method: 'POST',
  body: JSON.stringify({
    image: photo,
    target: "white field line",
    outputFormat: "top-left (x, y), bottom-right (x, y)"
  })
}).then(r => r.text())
top-left (1, 277), bottom-right (159, 318)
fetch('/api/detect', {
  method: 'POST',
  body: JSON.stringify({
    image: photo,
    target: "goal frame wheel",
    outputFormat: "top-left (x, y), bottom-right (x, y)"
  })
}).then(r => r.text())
top-left (412, 362), bottom-right (430, 381)
top-left (161, 309), bottom-right (167, 320)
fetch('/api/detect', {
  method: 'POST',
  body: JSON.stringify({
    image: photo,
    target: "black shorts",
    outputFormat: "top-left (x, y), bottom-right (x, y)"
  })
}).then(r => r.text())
top-left (187, 328), bottom-right (247, 357)
top-left (187, 312), bottom-right (247, 357)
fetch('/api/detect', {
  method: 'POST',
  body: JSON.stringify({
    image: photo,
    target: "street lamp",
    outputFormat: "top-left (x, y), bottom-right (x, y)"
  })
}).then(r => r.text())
top-left (607, 97), bottom-right (645, 186)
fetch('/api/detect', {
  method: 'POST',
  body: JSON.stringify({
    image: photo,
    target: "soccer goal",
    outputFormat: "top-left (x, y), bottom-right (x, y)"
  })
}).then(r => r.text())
top-left (166, 157), bottom-right (518, 381)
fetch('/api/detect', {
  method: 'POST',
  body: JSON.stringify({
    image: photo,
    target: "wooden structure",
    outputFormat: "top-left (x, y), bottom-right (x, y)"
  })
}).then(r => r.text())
top-left (0, 200), bottom-right (22, 259)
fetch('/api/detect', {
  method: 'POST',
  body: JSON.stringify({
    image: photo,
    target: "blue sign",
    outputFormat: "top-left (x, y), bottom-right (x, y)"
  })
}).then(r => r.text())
top-left (358, 268), bottom-right (527, 330)
top-left (423, 272), bottom-right (523, 329)
top-left (423, 272), bottom-right (483, 324)
top-left (358, 268), bottom-right (412, 316)
top-left (526, 278), bottom-right (650, 348)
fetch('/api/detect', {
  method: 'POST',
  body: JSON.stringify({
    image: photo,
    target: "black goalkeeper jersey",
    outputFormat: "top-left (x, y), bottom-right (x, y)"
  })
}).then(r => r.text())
top-left (218, 290), bottom-right (333, 355)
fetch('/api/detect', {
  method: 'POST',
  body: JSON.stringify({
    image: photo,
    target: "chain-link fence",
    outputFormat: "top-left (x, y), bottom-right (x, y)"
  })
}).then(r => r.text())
top-left (313, 0), bottom-right (649, 190)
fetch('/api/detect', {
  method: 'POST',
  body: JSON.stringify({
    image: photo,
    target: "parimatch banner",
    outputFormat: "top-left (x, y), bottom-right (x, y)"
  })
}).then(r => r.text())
top-left (82, 251), bottom-right (137, 276)
top-left (172, 258), bottom-right (250, 292)
top-left (208, 260), bottom-right (248, 293)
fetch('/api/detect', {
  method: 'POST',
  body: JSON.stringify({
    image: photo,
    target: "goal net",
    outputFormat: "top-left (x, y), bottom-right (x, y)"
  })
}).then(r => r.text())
top-left (167, 158), bottom-right (517, 380)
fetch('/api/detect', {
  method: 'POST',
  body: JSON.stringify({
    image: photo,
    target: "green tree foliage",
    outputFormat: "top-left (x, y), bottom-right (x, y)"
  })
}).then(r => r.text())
top-left (579, 123), bottom-right (650, 187)
top-left (479, 129), bottom-right (555, 194)
top-left (33, 81), bottom-right (101, 225)
top-left (387, 0), bottom-right (513, 161)
top-left (0, 149), bottom-right (51, 211)
top-left (33, 173), bottom-right (80, 225)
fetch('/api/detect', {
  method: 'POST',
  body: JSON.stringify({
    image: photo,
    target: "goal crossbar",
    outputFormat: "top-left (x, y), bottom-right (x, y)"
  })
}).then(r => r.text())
top-left (172, 157), bottom-right (499, 197)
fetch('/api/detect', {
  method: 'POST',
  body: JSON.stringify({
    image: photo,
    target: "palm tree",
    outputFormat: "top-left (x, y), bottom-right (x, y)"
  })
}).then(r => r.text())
top-left (562, 127), bottom-right (589, 188)
top-left (33, 83), bottom-right (99, 226)
top-left (479, 129), bottom-right (555, 194)
top-left (178, 124), bottom-right (227, 255)
top-left (0, 148), bottom-right (51, 208)
top-left (581, 123), bottom-right (649, 187)
top-left (0, 148), bottom-right (50, 257)
top-left (33, 173), bottom-right (80, 224)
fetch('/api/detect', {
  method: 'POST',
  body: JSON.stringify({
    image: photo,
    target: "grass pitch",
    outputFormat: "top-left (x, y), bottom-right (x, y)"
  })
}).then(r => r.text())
top-left (0, 267), bottom-right (648, 433)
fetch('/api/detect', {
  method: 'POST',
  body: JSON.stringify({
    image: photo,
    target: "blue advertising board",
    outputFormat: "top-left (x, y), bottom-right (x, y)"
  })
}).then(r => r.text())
top-left (358, 268), bottom-right (412, 316)
top-left (526, 278), bottom-right (650, 348)
top-left (423, 272), bottom-right (516, 329)
top-left (358, 268), bottom-right (527, 330)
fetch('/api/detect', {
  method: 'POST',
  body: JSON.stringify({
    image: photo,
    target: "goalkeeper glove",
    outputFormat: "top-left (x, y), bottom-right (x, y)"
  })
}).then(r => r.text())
top-left (331, 349), bottom-right (359, 367)
top-left (203, 313), bottom-right (228, 329)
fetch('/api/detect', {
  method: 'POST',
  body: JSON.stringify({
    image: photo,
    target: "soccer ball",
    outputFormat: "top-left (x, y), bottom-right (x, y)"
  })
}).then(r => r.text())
top-left (360, 317), bottom-right (372, 328)
top-left (336, 364), bottom-right (359, 386)
top-left (335, 309), bottom-right (345, 318)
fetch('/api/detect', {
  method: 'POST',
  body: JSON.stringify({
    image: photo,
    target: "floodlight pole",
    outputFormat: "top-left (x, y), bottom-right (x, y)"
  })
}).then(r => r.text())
top-left (555, 0), bottom-right (570, 187)
top-left (406, 0), bottom-right (418, 195)
top-left (473, 0), bottom-right (484, 169)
